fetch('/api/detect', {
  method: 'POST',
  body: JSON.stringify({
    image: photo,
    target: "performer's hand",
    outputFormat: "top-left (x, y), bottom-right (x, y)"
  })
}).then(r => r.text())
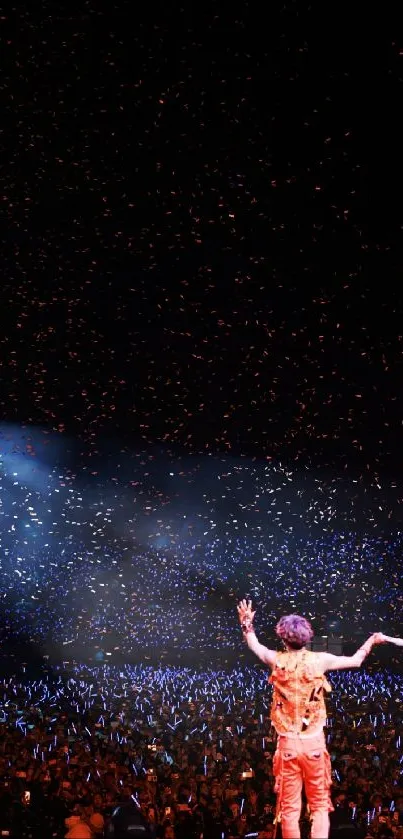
top-left (371, 632), bottom-right (388, 645)
top-left (237, 598), bottom-right (256, 625)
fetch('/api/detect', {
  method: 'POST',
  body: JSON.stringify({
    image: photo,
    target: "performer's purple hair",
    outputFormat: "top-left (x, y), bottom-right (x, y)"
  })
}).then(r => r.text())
top-left (275, 614), bottom-right (314, 649)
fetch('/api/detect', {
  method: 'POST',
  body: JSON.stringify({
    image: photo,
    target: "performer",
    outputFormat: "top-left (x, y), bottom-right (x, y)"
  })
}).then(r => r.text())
top-left (237, 599), bottom-right (383, 839)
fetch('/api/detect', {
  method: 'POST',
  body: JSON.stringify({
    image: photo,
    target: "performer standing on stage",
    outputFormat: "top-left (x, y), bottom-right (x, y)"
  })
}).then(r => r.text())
top-left (237, 599), bottom-right (383, 839)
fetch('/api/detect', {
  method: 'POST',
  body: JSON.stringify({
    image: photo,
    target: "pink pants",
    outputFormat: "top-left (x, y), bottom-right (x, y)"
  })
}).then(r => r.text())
top-left (273, 731), bottom-right (333, 839)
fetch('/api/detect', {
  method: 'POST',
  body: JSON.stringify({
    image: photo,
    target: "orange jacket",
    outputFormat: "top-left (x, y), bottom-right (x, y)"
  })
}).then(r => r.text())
top-left (269, 650), bottom-right (332, 735)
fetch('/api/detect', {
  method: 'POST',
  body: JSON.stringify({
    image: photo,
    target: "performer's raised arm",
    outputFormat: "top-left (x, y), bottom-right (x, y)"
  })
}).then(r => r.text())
top-left (237, 599), bottom-right (277, 667)
top-left (320, 633), bottom-right (379, 671)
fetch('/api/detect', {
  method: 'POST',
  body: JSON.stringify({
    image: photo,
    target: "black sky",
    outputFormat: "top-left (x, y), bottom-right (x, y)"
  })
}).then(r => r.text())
top-left (2, 3), bottom-right (403, 475)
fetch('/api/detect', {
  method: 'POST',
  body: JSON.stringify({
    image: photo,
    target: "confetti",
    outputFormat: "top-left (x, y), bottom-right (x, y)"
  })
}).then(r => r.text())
top-left (0, 439), bottom-right (402, 654)
top-left (1, 5), bottom-right (402, 655)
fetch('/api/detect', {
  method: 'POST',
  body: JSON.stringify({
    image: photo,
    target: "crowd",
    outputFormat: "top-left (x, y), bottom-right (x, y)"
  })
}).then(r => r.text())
top-left (0, 662), bottom-right (403, 838)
